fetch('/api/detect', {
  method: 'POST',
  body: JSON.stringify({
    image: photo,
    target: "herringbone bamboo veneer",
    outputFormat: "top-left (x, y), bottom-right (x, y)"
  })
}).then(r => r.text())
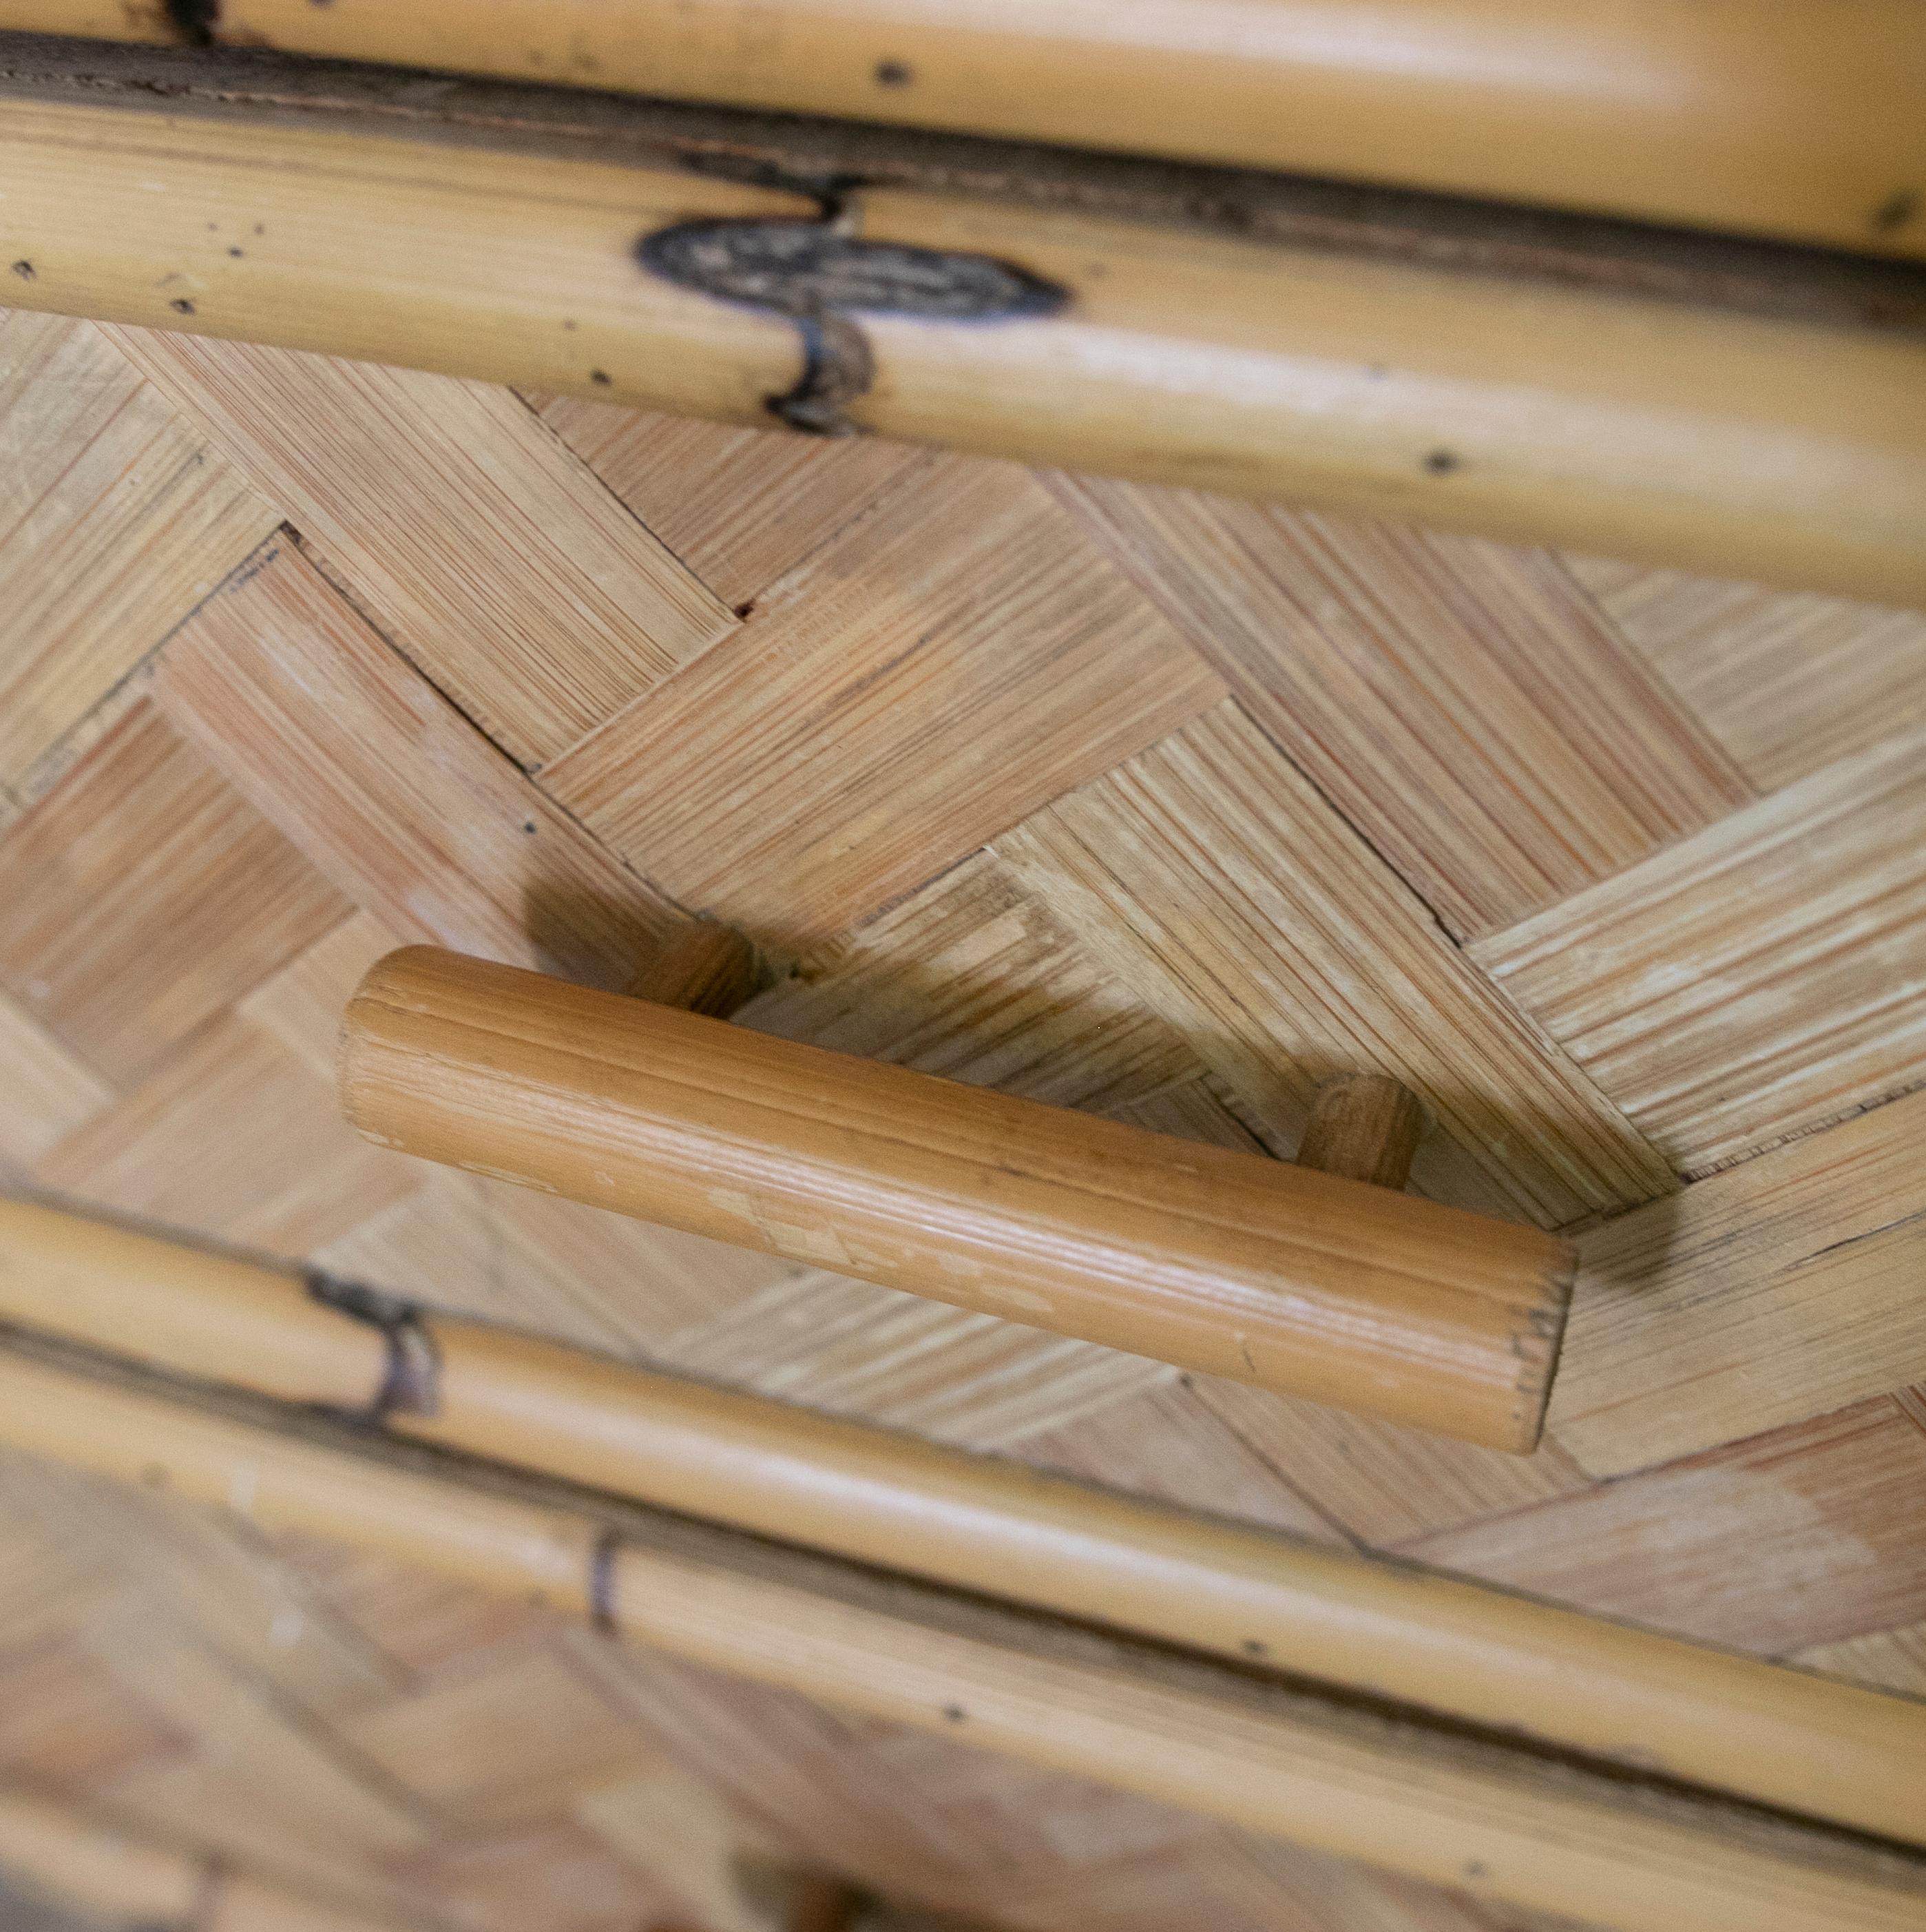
top-left (1, 311), bottom-right (1923, 1932)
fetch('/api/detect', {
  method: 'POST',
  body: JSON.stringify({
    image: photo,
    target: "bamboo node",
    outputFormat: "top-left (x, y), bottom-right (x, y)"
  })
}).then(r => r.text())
top-left (305, 1272), bottom-right (442, 1422)
top-left (588, 1527), bottom-right (622, 1636)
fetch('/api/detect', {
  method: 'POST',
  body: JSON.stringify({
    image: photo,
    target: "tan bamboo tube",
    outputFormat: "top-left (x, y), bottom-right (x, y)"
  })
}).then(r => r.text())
top-left (8, 0), bottom-right (1922, 260)
top-left (3, 1196), bottom-right (1921, 1850)
top-left (1, 1346), bottom-right (1922, 1932)
top-left (2, 79), bottom-right (1924, 610)
top-left (339, 946), bottom-right (1568, 1450)
top-left (0, 1787), bottom-right (406, 1932)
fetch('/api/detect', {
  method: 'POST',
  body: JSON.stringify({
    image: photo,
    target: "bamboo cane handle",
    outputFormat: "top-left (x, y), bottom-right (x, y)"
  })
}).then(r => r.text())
top-left (340, 947), bottom-right (1569, 1450)
top-left (1297, 1074), bottom-right (1426, 1191)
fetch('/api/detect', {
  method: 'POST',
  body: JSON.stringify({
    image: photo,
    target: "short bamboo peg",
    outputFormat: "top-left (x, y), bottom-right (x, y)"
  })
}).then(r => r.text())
top-left (629, 920), bottom-right (762, 1018)
top-left (1297, 1075), bottom-right (1427, 1191)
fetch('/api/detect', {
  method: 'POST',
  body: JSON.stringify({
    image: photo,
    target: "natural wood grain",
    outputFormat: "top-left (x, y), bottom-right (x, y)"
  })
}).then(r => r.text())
top-left (2, 1349), bottom-right (1923, 1932)
top-left (342, 946), bottom-right (1576, 1448)
top-left (8, 89), bottom-right (1926, 605)
top-left (109, 332), bottom-right (738, 769)
top-left (0, 1625), bottom-right (174, 1798)
top-left (1008, 1382), bottom-right (1346, 1548)
top-left (744, 849), bottom-right (1206, 1116)
top-left (14, 0), bottom-right (1925, 259)
top-left (342, 1648), bottom-right (664, 1830)
top-left (1184, 1375), bottom-right (1594, 1550)
top-left (1795, 1623), bottom-right (1926, 1701)
top-left (238, 913), bottom-right (406, 1087)
top-left (0, 312), bottom-right (277, 789)
top-left (1553, 1088), bottom-right (1926, 1477)
top-left (1569, 554), bottom-right (1926, 790)
top-left (390, 1818), bottom-right (686, 1932)
top-left (1298, 1077), bottom-right (1426, 1192)
top-left (316, 1167), bottom-right (800, 1364)
top-left (0, 989), bottom-right (112, 1167)
top-left (1049, 479), bottom-right (1750, 938)
top-left (149, 541), bottom-right (682, 991)
top-left (998, 700), bottom-right (1674, 1228)
top-left (0, 699), bottom-right (352, 1084)
top-left (629, 922), bottom-right (761, 1019)
top-left (34, 1012), bottom-right (418, 1259)
top-left (1472, 722), bottom-right (1926, 1171)
top-left (3, 1458), bottom-right (404, 1721)
top-left (532, 398), bottom-right (929, 614)
top-left (0, 1787), bottom-right (417, 1932)
top-left (573, 1762), bottom-right (816, 1932)
top-left (1405, 1396), bottom-right (1926, 1656)
top-left (77, 1603), bottom-right (429, 1865)
top-left (654, 1267), bottom-right (1178, 1453)
top-left (544, 459), bottom-right (1226, 947)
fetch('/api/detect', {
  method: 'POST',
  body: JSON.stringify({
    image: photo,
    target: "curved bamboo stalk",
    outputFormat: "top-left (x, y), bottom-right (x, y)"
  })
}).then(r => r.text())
top-left (6, 0), bottom-right (1922, 260)
top-left (339, 946), bottom-right (1571, 1451)
top-left (1, 1196), bottom-right (1921, 1851)
top-left (1, 64), bottom-right (1923, 606)
top-left (0, 1342), bottom-right (1920, 1932)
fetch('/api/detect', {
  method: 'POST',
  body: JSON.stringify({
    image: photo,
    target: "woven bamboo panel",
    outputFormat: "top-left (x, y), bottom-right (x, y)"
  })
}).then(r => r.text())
top-left (1, 311), bottom-right (1923, 1932)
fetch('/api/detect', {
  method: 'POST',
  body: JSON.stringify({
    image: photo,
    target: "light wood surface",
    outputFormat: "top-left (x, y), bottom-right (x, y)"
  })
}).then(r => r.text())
top-left (1472, 720), bottom-right (1926, 1170)
top-left (1, 1344), bottom-right (1922, 1932)
top-left (3, 76), bottom-right (1925, 606)
top-left (8, 0), bottom-right (1923, 258)
top-left (0, 1196), bottom-right (1920, 1849)
top-left (0, 1787), bottom-right (411, 1932)
top-left (340, 946), bottom-right (1573, 1450)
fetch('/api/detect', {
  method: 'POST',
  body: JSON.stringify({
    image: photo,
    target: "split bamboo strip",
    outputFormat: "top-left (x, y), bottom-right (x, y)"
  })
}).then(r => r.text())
top-left (6, 1), bottom-right (1922, 260)
top-left (0, 1342), bottom-right (1922, 1932)
top-left (339, 946), bottom-right (1571, 1450)
top-left (1, 79), bottom-right (1924, 605)
top-left (2, 1196), bottom-right (1922, 1849)
top-left (0, 1786), bottom-right (412, 1932)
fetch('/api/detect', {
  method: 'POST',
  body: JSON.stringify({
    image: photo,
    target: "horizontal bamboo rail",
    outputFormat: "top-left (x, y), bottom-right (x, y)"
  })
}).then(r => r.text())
top-left (339, 946), bottom-right (1571, 1451)
top-left (0, 1340), bottom-right (1921, 1932)
top-left (0, 1787), bottom-right (411, 1932)
top-left (2, 1196), bottom-right (1921, 1851)
top-left (2, 47), bottom-right (1924, 606)
top-left (7, 1), bottom-right (1922, 260)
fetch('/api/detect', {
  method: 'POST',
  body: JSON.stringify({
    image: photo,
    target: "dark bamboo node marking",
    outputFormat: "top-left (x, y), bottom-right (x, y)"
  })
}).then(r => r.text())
top-left (638, 216), bottom-right (1067, 434)
top-left (306, 1272), bottom-right (443, 1423)
top-left (589, 1528), bottom-right (622, 1636)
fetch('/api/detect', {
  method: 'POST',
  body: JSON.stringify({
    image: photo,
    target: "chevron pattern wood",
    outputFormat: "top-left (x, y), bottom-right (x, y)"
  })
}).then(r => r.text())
top-left (1, 314), bottom-right (1923, 1932)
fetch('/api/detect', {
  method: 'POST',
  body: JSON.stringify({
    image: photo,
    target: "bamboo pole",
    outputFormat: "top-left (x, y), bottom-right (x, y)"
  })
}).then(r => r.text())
top-left (0, 1343), bottom-right (1921, 1932)
top-left (0, 1787), bottom-right (412, 1932)
top-left (2, 1196), bottom-right (1922, 1851)
top-left (1, 67), bottom-right (1923, 607)
top-left (5, 1), bottom-right (1921, 261)
top-left (339, 946), bottom-right (1570, 1451)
